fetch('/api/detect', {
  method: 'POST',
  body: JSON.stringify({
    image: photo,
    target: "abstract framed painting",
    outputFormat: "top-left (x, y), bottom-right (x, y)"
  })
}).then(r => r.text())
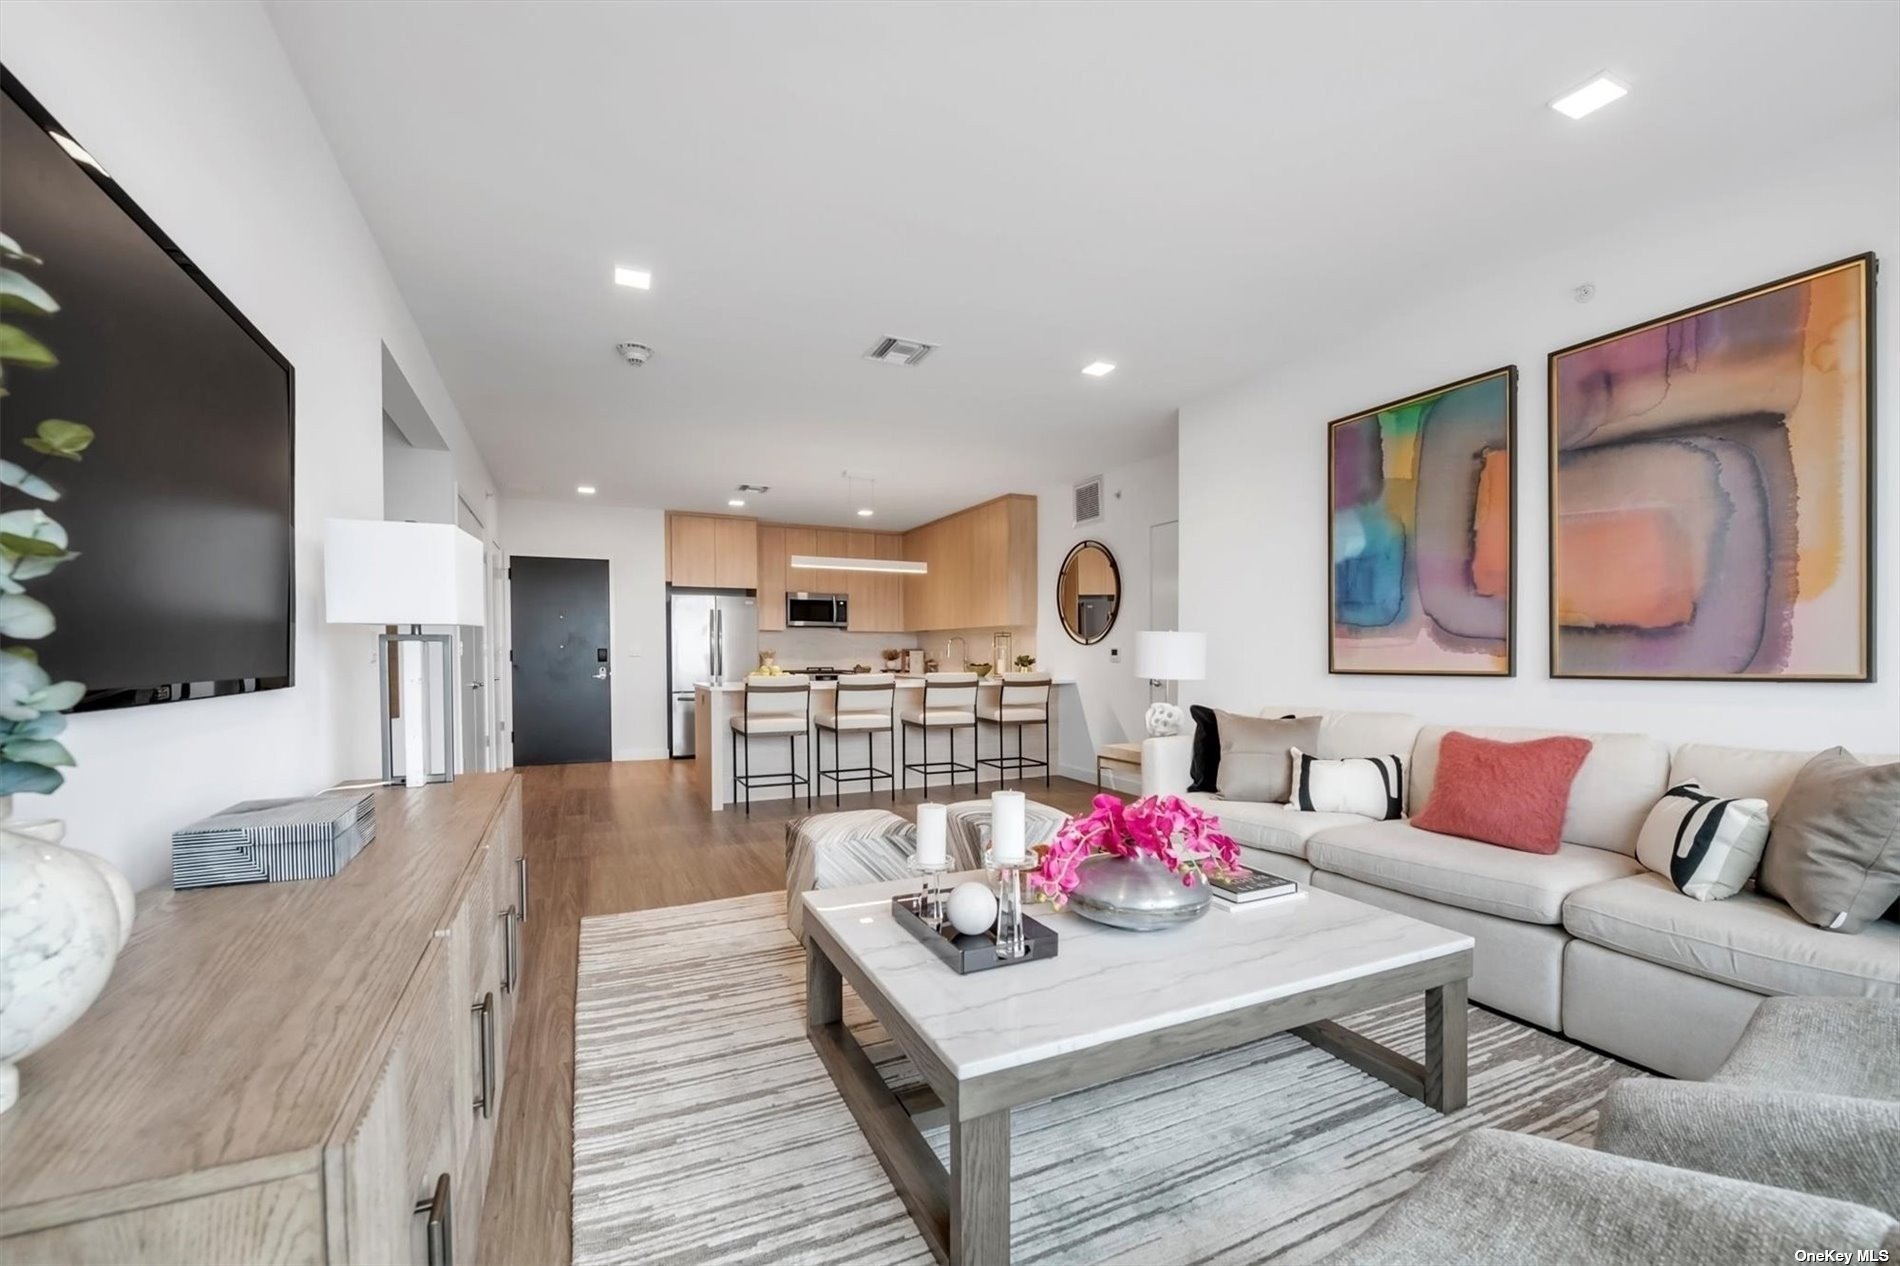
top-left (1328, 366), bottom-right (1516, 676)
top-left (1549, 254), bottom-right (1875, 681)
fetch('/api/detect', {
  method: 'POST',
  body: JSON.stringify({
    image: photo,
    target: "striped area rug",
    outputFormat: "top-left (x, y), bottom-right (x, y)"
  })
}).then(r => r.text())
top-left (572, 893), bottom-right (1642, 1266)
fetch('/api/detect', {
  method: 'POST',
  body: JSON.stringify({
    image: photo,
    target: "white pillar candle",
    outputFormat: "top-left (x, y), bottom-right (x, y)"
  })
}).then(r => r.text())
top-left (915, 803), bottom-right (947, 866)
top-left (990, 790), bottom-right (1027, 864)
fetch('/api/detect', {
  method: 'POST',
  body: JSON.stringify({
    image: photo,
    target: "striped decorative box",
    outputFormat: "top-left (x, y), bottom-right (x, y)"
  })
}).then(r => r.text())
top-left (171, 792), bottom-right (377, 890)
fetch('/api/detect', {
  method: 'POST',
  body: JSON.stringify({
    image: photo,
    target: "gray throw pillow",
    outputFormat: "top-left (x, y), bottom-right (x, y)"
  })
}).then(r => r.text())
top-left (1758, 747), bottom-right (1900, 933)
top-left (1215, 712), bottom-right (1320, 803)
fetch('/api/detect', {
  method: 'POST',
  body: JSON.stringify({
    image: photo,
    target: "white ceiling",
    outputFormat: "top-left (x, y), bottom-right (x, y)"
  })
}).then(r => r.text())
top-left (267, 1), bottom-right (1899, 530)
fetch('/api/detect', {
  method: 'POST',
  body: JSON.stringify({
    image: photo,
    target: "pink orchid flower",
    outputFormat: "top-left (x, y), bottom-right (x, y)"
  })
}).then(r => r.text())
top-left (1029, 793), bottom-right (1239, 907)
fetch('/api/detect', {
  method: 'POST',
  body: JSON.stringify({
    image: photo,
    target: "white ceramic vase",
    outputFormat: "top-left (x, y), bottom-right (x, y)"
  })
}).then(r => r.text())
top-left (0, 795), bottom-right (134, 1113)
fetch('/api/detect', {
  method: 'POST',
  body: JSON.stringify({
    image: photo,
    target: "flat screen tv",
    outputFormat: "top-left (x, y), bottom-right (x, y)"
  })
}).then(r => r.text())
top-left (0, 67), bottom-right (294, 711)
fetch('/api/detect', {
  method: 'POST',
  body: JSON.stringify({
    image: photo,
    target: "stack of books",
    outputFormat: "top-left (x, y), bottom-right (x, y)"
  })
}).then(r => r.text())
top-left (1207, 865), bottom-right (1305, 908)
top-left (172, 791), bottom-right (377, 890)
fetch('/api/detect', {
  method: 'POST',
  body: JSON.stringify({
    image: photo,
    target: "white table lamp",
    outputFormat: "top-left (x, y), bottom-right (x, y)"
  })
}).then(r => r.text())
top-left (325, 519), bottom-right (486, 787)
top-left (1134, 631), bottom-right (1206, 738)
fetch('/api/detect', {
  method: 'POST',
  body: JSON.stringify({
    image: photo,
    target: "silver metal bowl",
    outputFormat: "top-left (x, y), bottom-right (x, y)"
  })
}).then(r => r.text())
top-left (1065, 854), bottom-right (1210, 931)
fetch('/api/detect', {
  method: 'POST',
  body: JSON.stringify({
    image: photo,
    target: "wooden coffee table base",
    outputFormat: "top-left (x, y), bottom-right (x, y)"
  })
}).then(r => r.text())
top-left (805, 928), bottom-right (1471, 1266)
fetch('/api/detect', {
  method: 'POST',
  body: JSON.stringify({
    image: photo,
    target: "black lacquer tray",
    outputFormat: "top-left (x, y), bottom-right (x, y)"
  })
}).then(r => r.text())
top-left (891, 893), bottom-right (1059, 974)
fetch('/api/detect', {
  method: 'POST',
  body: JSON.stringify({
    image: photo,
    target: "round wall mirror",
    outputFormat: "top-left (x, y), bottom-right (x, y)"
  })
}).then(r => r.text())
top-left (1057, 540), bottom-right (1121, 645)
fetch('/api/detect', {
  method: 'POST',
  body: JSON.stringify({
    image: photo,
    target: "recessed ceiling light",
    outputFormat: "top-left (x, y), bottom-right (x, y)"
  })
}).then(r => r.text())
top-left (1082, 361), bottom-right (1116, 377)
top-left (728, 498), bottom-right (747, 508)
top-left (857, 508), bottom-right (874, 517)
top-left (613, 266), bottom-right (652, 290)
top-left (1550, 74), bottom-right (1628, 120)
top-left (577, 485), bottom-right (597, 495)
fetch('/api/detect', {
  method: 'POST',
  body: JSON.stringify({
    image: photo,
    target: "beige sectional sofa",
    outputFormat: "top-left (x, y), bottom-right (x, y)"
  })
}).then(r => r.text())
top-left (1143, 709), bottom-right (1900, 1078)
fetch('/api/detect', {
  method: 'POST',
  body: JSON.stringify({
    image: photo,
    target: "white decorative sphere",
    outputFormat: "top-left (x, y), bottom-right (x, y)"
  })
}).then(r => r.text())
top-left (945, 881), bottom-right (999, 937)
top-left (1145, 701), bottom-right (1187, 737)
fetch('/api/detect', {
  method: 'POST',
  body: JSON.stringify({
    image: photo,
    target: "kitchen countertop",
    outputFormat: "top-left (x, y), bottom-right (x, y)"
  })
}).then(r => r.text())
top-left (695, 676), bottom-right (1074, 693)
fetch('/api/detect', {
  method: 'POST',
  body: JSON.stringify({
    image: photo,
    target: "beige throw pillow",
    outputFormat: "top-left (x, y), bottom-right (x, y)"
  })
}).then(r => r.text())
top-left (1215, 713), bottom-right (1320, 804)
top-left (1758, 747), bottom-right (1900, 933)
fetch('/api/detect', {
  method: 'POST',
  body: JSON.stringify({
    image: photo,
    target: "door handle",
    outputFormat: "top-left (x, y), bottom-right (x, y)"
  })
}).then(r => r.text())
top-left (414, 1173), bottom-right (453, 1266)
top-left (501, 905), bottom-right (519, 994)
top-left (516, 856), bottom-right (529, 925)
top-left (593, 666), bottom-right (609, 680)
top-left (472, 992), bottom-right (495, 1119)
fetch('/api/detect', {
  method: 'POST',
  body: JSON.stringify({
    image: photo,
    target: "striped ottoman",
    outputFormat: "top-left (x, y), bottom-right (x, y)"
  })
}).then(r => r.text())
top-left (784, 800), bottom-right (1073, 941)
top-left (784, 810), bottom-right (915, 942)
top-left (944, 797), bottom-right (1071, 867)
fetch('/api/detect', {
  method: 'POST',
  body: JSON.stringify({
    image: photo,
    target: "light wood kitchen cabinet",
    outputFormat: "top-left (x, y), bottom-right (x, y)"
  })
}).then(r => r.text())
top-left (903, 494), bottom-right (1036, 631)
top-left (667, 512), bottom-right (757, 589)
top-left (847, 532), bottom-right (908, 633)
top-left (756, 523), bottom-right (787, 631)
top-left (713, 517), bottom-right (758, 589)
top-left (0, 775), bottom-right (526, 1266)
top-left (666, 512), bottom-right (717, 586)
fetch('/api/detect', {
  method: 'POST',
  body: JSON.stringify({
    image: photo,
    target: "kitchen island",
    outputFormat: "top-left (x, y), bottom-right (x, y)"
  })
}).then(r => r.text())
top-left (692, 677), bottom-right (1076, 810)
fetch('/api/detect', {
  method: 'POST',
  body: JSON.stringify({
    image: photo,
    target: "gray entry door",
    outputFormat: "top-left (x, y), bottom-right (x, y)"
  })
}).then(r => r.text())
top-left (511, 556), bottom-right (612, 765)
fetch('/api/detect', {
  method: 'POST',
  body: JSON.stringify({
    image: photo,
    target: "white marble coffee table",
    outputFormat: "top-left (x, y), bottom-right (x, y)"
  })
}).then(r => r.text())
top-left (801, 875), bottom-right (1475, 1266)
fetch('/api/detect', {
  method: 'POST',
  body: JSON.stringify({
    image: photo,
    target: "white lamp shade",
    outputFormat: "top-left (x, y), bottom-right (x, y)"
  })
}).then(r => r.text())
top-left (1135, 630), bottom-right (1205, 681)
top-left (324, 519), bottom-right (487, 626)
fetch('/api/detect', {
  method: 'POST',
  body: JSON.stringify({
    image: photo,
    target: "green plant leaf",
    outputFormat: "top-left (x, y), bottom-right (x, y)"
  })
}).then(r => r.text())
top-left (3, 736), bottom-right (73, 766)
top-left (0, 234), bottom-right (40, 264)
top-left (23, 419), bottom-right (93, 460)
top-left (11, 710), bottom-right (65, 738)
top-left (0, 759), bottom-right (63, 795)
top-left (0, 531), bottom-right (68, 558)
top-left (0, 593), bottom-right (55, 639)
top-left (28, 680), bottom-right (84, 711)
top-left (0, 268), bottom-right (59, 316)
top-left (0, 459), bottom-right (60, 501)
top-left (0, 323), bottom-right (56, 368)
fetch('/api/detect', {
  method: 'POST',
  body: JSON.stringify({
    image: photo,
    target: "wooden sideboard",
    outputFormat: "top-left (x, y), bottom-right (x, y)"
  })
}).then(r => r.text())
top-left (0, 773), bottom-right (525, 1266)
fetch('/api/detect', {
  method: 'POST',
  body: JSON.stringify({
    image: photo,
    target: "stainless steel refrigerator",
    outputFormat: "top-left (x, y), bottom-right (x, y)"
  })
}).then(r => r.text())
top-left (668, 590), bottom-right (758, 758)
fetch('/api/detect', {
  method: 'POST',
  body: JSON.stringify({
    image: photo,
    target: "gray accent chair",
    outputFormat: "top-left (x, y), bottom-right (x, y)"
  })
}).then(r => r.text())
top-left (1346, 997), bottom-right (1900, 1263)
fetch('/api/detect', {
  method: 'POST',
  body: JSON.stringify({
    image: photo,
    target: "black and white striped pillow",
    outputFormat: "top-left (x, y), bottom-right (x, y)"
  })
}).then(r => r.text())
top-left (1635, 781), bottom-right (1771, 901)
top-left (1287, 748), bottom-right (1405, 820)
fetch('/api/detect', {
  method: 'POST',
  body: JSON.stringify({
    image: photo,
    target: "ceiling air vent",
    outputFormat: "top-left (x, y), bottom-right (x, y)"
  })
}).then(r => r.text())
top-left (863, 336), bottom-right (937, 367)
top-left (1073, 475), bottom-right (1104, 527)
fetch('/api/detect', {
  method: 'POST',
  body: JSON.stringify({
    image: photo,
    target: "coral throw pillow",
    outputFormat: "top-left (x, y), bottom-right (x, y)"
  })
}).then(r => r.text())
top-left (1411, 732), bottom-right (1595, 854)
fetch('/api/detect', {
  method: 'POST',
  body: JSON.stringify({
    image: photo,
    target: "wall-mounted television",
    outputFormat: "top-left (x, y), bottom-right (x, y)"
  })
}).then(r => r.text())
top-left (0, 66), bottom-right (295, 711)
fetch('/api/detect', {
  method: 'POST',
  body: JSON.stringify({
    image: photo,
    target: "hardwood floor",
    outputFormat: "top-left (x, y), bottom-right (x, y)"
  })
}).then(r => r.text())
top-left (475, 757), bottom-right (1108, 1266)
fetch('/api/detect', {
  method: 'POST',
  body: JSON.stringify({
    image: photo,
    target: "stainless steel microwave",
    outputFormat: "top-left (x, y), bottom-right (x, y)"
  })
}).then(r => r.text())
top-left (787, 592), bottom-right (848, 628)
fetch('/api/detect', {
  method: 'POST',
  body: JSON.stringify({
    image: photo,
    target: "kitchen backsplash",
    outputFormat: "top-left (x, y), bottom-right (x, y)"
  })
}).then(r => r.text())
top-left (755, 629), bottom-right (921, 671)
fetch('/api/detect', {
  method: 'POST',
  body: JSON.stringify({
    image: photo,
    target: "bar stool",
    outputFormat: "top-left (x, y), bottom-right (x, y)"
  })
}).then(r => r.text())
top-left (900, 672), bottom-right (979, 796)
top-left (730, 675), bottom-right (812, 814)
top-left (815, 673), bottom-right (897, 806)
top-left (977, 672), bottom-right (1052, 788)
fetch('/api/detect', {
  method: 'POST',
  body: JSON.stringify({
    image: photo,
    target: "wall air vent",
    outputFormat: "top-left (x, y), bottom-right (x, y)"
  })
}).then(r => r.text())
top-left (1073, 475), bottom-right (1104, 527)
top-left (862, 336), bottom-right (937, 367)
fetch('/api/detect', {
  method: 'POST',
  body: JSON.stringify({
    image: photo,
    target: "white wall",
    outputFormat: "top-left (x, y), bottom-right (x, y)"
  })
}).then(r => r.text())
top-left (7, 0), bottom-right (498, 890)
top-left (499, 499), bottom-right (669, 761)
top-left (1036, 448), bottom-right (1181, 784)
top-left (1178, 118), bottom-right (1899, 756)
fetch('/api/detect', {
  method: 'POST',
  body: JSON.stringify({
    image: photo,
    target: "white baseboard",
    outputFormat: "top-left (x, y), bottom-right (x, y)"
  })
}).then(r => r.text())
top-left (1057, 763), bottom-right (1141, 795)
top-left (614, 746), bottom-right (671, 762)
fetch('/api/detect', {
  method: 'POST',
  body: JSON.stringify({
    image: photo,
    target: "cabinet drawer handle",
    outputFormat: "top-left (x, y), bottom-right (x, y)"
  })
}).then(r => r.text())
top-left (500, 905), bottom-right (519, 994)
top-left (472, 991), bottom-right (495, 1119)
top-left (515, 855), bottom-right (529, 924)
top-left (413, 1172), bottom-right (453, 1266)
